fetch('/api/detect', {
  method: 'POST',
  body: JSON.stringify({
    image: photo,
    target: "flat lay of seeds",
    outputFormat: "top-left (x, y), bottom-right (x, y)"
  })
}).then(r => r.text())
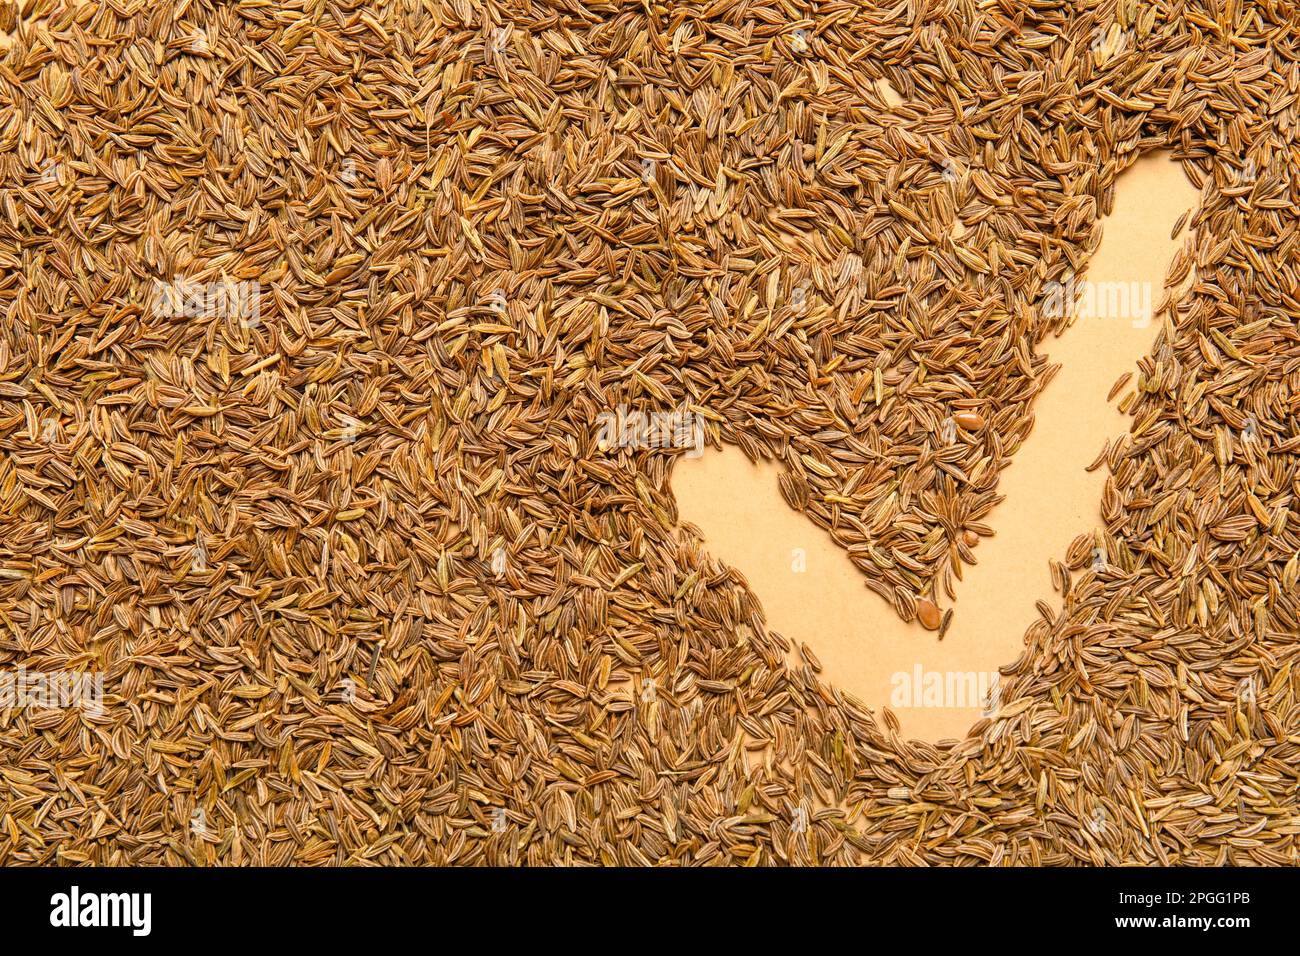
top-left (0, 0), bottom-right (1298, 865)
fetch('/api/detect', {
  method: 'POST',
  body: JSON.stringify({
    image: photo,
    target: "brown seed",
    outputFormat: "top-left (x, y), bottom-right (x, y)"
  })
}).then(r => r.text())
top-left (915, 598), bottom-right (942, 630)
top-left (0, 0), bottom-right (1290, 870)
top-left (962, 530), bottom-right (979, 548)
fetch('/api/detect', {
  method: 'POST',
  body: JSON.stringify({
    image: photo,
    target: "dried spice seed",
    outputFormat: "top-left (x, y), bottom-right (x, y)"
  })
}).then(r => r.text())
top-left (915, 598), bottom-right (943, 631)
top-left (0, 0), bottom-right (1295, 870)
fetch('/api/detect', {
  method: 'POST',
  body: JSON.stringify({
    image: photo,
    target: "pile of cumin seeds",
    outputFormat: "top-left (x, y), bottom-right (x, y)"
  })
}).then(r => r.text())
top-left (0, 0), bottom-right (1297, 865)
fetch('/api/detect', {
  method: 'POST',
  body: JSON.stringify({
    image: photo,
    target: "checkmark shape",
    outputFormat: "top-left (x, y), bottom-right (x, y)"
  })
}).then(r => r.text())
top-left (674, 152), bottom-right (1200, 741)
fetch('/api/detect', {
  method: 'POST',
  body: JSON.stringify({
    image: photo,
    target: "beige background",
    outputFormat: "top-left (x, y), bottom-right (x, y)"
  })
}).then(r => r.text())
top-left (674, 153), bottom-right (1199, 741)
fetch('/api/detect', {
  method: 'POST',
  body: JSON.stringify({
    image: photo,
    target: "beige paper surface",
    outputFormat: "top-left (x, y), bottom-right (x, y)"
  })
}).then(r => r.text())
top-left (673, 152), bottom-right (1199, 741)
